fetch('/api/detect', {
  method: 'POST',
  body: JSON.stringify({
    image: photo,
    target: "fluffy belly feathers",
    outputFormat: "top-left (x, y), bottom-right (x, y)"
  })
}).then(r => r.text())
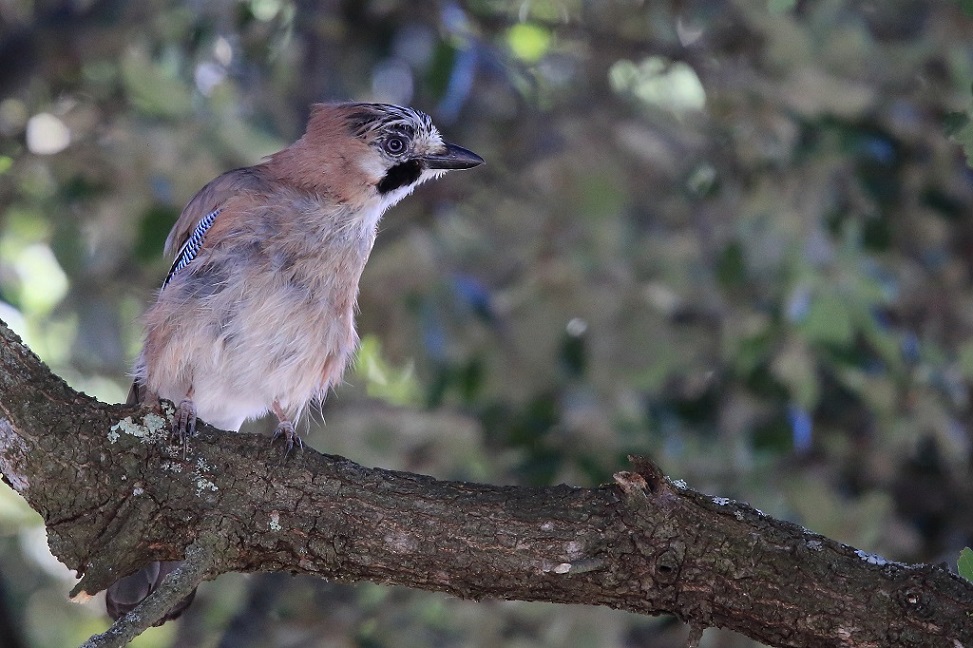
top-left (136, 254), bottom-right (360, 432)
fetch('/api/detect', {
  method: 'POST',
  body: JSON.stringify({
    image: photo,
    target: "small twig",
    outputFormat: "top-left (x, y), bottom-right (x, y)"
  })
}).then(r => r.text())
top-left (685, 624), bottom-right (704, 648)
top-left (78, 540), bottom-right (215, 648)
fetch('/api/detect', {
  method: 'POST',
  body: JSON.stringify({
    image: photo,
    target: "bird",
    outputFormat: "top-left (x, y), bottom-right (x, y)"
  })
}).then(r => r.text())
top-left (104, 102), bottom-right (483, 624)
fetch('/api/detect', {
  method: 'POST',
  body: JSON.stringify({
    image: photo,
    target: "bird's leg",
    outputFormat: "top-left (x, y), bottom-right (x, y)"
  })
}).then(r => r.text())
top-left (271, 400), bottom-right (302, 455)
top-left (175, 387), bottom-right (197, 457)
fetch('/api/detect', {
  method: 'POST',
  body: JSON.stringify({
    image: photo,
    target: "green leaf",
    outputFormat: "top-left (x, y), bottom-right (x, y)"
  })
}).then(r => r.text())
top-left (768, 0), bottom-right (797, 13)
top-left (506, 23), bottom-right (552, 63)
top-left (354, 335), bottom-right (420, 406)
top-left (943, 111), bottom-right (970, 137)
top-left (957, 341), bottom-right (973, 381)
top-left (947, 117), bottom-right (973, 168)
top-left (771, 340), bottom-right (820, 409)
top-left (958, 547), bottom-right (973, 582)
top-left (800, 293), bottom-right (855, 347)
top-left (716, 241), bottom-right (746, 288)
top-left (121, 49), bottom-right (193, 119)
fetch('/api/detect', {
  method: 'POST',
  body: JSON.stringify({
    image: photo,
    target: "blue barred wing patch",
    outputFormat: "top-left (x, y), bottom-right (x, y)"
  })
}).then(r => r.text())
top-left (162, 208), bottom-right (221, 289)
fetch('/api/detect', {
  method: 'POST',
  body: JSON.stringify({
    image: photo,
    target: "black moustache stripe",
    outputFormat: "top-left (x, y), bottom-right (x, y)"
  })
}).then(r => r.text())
top-left (377, 160), bottom-right (423, 194)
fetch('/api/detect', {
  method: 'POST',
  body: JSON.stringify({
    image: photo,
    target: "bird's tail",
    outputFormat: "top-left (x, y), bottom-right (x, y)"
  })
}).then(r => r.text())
top-left (105, 561), bottom-right (196, 623)
top-left (104, 381), bottom-right (197, 624)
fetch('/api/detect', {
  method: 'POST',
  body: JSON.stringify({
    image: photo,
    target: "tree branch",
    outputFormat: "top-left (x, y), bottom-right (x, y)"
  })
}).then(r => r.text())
top-left (1, 318), bottom-right (971, 648)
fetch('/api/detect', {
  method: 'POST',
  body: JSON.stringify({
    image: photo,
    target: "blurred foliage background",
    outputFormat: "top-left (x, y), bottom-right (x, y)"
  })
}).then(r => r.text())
top-left (2, 0), bottom-right (973, 646)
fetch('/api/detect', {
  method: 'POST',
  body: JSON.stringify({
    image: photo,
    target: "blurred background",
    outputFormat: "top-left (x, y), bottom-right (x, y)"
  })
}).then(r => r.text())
top-left (2, 0), bottom-right (973, 646)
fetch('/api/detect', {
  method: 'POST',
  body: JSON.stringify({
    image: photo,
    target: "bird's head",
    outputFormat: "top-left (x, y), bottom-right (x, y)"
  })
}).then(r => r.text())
top-left (272, 102), bottom-right (482, 213)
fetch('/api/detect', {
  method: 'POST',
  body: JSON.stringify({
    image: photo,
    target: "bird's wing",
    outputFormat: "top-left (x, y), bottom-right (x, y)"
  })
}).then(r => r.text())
top-left (130, 167), bottom-right (270, 404)
top-left (161, 166), bottom-right (269, 289)
top-left (162, 207), bottom-right (222, 289)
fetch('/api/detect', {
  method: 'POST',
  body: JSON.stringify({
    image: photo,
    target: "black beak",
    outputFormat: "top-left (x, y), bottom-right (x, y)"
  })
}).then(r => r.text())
top-left (423, 142), bottom-right (484, 170)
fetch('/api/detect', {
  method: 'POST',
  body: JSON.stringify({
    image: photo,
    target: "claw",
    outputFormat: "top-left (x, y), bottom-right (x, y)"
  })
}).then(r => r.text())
top-left (270, 400), bottom-right (302, 457)
top-left (272, 420), bottom-right (303, 456)
top-left (175, 398), bottom-right (197, 457)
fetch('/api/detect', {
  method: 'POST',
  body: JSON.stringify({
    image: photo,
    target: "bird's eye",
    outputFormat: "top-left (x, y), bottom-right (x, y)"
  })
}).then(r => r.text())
top-left (383, 136), bottom-right (407, 156)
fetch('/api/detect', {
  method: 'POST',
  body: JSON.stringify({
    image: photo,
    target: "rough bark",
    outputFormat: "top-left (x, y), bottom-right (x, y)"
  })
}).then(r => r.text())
top-left (0, 318), bottom-right (971, 648)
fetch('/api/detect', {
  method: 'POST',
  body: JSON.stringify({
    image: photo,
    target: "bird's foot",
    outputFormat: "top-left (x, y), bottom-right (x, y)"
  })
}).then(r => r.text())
top-left (174, 398), bottom-right (197, 456)
top-left (272, 420), bottom-right (303, 456)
